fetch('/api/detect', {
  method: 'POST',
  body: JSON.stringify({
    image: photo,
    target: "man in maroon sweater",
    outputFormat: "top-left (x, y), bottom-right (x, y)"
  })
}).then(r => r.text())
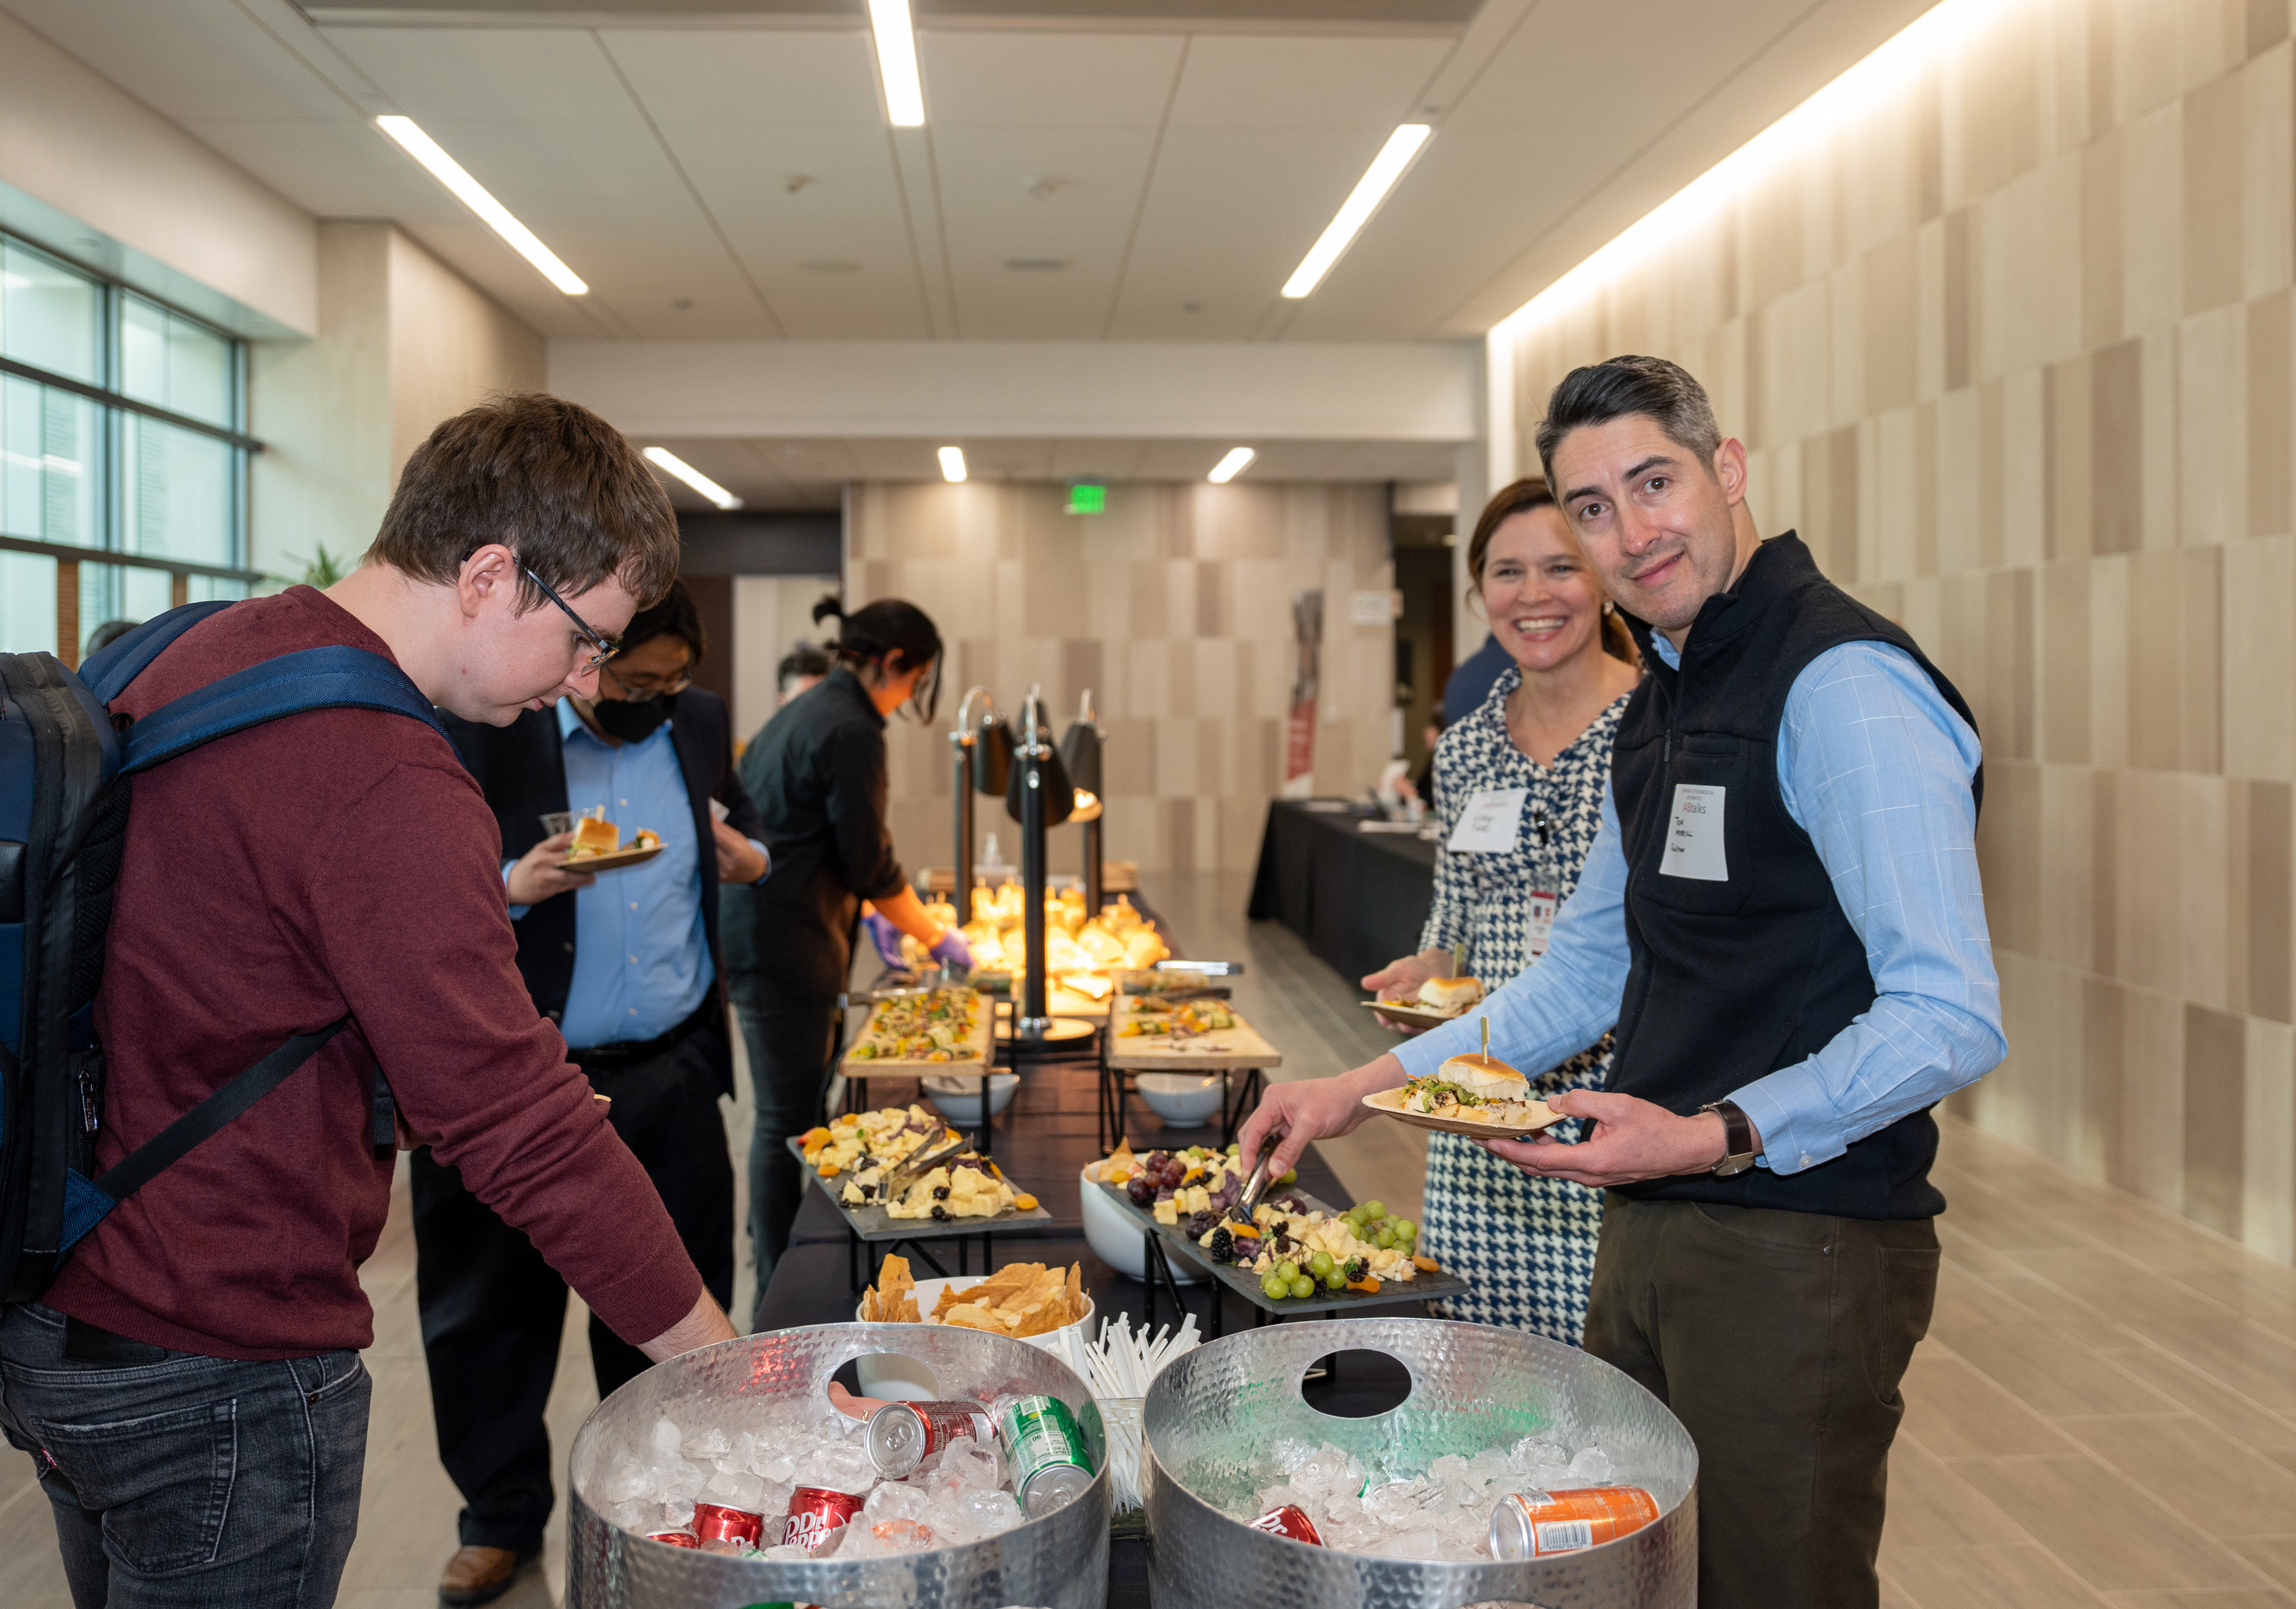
top-left (0, 396), bottom-right (737, 1609)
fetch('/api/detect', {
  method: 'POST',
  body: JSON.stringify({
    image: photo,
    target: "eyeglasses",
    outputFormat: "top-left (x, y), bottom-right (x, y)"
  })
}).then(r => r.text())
top-left (603, 661), bottom-right (693, 701)
top-left (524, 567), bottom-right (619, 674)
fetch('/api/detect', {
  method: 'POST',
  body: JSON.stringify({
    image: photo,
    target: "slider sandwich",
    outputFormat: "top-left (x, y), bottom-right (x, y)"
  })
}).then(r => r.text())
top-left (1399, 1018), bottom-right (1558, 1129)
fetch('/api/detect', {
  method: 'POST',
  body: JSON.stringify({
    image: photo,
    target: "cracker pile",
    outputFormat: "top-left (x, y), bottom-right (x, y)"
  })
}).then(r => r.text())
top-left (861, 1255), bottom-right (1087, 1338)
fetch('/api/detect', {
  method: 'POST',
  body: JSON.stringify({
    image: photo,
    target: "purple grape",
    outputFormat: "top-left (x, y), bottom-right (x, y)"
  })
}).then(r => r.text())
top-left (1126, 1175), bottom-right (1154, 1207)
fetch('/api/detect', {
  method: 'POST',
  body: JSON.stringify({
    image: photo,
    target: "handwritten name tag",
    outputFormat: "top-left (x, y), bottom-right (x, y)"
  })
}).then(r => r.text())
top-left (1659, 784), bottom-right (1728, 881)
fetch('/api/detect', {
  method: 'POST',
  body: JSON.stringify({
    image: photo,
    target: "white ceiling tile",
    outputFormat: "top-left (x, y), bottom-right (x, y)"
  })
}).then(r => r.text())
top-left (917, 31), bottom-right (1184, 128)
top-left (5, 0), bottom-right (362, 123)
top-left (1165, 34), bottom-right (1451, 129)
top-left (600, 29), bottom-right (883, 128)
top-left (319, 25), bottom-right (645, 124)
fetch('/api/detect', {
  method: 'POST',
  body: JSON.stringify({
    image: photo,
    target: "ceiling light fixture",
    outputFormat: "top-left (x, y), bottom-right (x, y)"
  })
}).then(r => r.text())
top-left (375, 116), bottom-right (587, 295)
top-left (868, 0), bottom-right (926, 127)
top-left (939, 445), bottom-right (968, 483)
top-left (642, 447), bottom-right (741, 510)
top-left (1281, 124), bottom-right (1431, 299)
top-left (1207, 447), bottom-right (1257, 484)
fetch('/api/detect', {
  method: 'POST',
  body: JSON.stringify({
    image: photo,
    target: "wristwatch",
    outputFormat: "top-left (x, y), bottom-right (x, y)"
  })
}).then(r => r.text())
top-left (1701, 1100), bottom-right (1757, 1177)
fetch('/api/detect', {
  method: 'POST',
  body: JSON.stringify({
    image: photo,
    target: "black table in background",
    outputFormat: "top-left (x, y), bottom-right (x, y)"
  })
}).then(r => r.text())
top-left (1247, 798), bottom-right (1437, 984)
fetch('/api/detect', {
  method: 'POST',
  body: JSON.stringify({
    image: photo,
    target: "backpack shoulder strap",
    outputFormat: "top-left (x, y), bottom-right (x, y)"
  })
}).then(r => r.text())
top-left (121, 646), bottom-right (448, 774)
top-left (79, 602), bottom-right (235, 705)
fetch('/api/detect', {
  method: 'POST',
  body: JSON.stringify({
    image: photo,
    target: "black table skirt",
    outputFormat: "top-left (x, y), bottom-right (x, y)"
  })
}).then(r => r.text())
top-left (1246, 799), bottom-right (1437, 984)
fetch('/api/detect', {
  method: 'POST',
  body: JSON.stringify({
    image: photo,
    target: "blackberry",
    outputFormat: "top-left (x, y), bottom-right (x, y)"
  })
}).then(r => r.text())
top-left (1208, 1226), bottom-right (1234, 1263)
top-left (1345, 1257), bottom-right (1368, 1282)
top-left (859, 1183), bottom-right (876, 1200)
top-left (931, 1205), bottom-right (950, 1221)
top-left (932, 1185), bottom-right (951, 1200)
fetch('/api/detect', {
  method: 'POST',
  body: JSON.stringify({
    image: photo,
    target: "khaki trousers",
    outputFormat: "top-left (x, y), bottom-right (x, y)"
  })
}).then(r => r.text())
top-left (1582, 1193), bottom-right (1940, 1609)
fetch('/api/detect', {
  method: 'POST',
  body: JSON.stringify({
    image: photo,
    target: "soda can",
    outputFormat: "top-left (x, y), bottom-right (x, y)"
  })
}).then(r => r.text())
top-left (781, 1485), bottom-right (866, 1552)
top-left (866, 1398), bottom-right (994, 1477)
top-left (646, 1529), bottom-right (700, 1548)
top-left (1246, 1503), bottom-right (1323, 1546)
top-left (996, 1393), bottom-right (1095, 1519)
top-left (691, 1501), bottom-right (765, 1547)
top-left (1488, 1486), bottom-right (1661, 1560)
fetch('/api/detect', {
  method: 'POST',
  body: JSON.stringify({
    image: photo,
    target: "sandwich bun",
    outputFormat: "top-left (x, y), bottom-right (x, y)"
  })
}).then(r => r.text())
top-left (1437, 1052), bottom-right (1529, 1103)
top-left (1417, 976), bottom-right (1485, 1011)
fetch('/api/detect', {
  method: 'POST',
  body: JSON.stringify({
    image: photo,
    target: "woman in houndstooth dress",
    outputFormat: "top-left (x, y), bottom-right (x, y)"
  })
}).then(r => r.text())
top-left (1368, 478), bottom-right (1640, 1344)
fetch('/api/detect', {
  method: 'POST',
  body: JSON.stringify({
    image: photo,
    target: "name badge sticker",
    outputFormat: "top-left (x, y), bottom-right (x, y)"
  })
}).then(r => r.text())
top-left (1447, 787), bottom-right (1528, 854)
top-left (1525, 889), bottom-right (1559, 957)
top-left (1659, 784), bottom-right (1728, 881)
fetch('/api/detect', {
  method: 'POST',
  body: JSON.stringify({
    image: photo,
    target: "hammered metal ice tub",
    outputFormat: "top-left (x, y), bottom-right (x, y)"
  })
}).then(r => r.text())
top-left (1144, 1317), bottom-right (1697, 1609)
top-left (566, 1323), bottom-right (1110, 1609)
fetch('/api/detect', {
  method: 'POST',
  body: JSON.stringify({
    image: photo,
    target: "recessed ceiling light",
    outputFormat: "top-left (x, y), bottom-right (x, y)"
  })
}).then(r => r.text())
top-left (939, 446), bottom-right (968, 483)
top-left (375, 116), bottom-right (587, 295)
top-left (868, 0), bottom-right (925, 127)
top-left (643, 447), bottom-right (741, 510)
top-left (1207, 447), bottom-right (1256, 484)
top-left (1282, 124), bottom-right (1432, 299)
top-left (1005, 257), bottom-right (1068, 272)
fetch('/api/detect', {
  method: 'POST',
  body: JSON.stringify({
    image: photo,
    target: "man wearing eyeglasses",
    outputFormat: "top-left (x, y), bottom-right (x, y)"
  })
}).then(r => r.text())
top-left (409, 579), bottom-right (768, 1606)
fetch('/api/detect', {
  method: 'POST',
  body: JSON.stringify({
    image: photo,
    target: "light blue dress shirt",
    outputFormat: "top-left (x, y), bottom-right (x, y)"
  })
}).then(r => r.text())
top-left (1394, 636), bottom-right (2006, 1176)
top-left (503, 705), bottom-right (765, 1048)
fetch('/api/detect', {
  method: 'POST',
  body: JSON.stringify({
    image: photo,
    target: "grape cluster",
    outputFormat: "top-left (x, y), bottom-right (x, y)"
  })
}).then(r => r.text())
top-left (1253, 1199), bottom-right (1421, 1301)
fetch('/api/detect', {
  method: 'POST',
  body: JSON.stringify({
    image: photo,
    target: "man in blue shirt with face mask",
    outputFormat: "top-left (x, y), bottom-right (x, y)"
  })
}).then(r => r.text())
top-left (412, 580), bottom-right (771, 1606)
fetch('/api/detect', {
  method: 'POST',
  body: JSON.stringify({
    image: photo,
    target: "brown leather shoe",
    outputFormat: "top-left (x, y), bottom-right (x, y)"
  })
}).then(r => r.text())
top-left (438, 1543), bottom-right (538, 1607)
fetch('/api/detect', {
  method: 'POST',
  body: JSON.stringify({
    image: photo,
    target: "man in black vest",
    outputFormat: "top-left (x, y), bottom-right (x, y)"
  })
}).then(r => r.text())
top-left (412, 581), bottom-right (769, 1605)
top-left (1245, 357), bottom-right (2004, 1609)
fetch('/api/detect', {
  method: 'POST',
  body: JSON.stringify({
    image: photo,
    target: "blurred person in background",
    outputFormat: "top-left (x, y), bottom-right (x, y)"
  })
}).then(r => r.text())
top-left (777, 640), bottom-right (831, 704)
top-left (415, 579), bottom-right (768, 1606)
top-left (84, 617), bottom-right (140, 659)
top-left (1364, 477), bottom-right (1640, 1344)
top-left (725, 597), bottom-right (970, 1324)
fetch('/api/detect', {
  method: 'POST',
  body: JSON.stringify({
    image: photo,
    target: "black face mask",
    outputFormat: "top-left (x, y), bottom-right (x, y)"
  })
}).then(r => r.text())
top-left (593, 692), bottom-right (675, 743)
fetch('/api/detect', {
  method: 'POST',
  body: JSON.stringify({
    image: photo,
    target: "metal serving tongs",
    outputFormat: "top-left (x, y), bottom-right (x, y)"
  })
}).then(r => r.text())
top-left (1226, 1144), bottom-right (1278, 1226)
top-left (884, 1130), bottom-right (974, 1195)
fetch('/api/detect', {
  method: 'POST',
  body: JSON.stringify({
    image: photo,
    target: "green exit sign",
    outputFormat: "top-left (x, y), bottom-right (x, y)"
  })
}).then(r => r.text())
top-left (1066, 483), bottom-right (1107, 515)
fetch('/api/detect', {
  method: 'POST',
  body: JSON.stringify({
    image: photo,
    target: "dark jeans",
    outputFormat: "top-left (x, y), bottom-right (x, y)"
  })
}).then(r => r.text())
top-left (410, 1016), bottom-right (736, 1554)
top-left (1582, 1194), bottom-right (1940, 1609)
top-left (734, 1001), bottom-right (839, 1324)
top-left (0, 1301), bottom-right (369, 1609)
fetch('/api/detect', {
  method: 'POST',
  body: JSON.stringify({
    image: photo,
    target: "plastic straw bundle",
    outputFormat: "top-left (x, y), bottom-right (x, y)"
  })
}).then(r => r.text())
top-left (1056, 1311), bottom-right (1200, 1512)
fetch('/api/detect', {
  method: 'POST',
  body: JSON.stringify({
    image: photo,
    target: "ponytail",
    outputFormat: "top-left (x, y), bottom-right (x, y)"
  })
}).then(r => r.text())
top-left (813, 594), bottom-right (944, 720)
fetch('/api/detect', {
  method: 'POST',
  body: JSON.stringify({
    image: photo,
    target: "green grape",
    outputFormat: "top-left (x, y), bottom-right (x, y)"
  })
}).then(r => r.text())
top-left (1290, 1275), bottom-right (1315, 1299)
top-left (1347, 1204), bottom-right (1372, 1224)
top-left (1362, 1200), bottom-right (1386, 1219)
top-left (1274, 1261), bottom-right (1299, 1284)
top-left (1279, 1168), bottom-right (1297, 1185)
top-left (1308, 1251), bottom-right (1334, 1278)
top-left (1323, 1269), bottom-right (1346, 1291)
top-left (1376, 1229), bottom-right (1396, 1249)
top-left (1260, 1273), bottom-right (1285, 1300)
top-left (1396, 1219), bottom-right (1418, 1242)
top-left (1226, 1142), bottom-right (1242, 1156)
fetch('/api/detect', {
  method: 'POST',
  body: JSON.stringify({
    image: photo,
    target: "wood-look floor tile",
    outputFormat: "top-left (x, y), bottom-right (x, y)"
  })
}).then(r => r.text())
top-left (2107, 1347), bottom-right (2296, 1452)
top-left (2099, 1593), bottom-right (2296, 1607)
top-left (1880, 1436), bottom-right (2031, 1549)
top-left (1952, 1455), bottom-right (2274, 1591)
top-left (2059, 1416), bottom-right (2296, 1538)
top-left (1903, 1355), bottom-right (2081, 1456)
top-left (2230, 1536), bottom-right (2296, 1592)
top-left (1883, 1541), bottom-right (2114, 1607)
top-left (1942, 1321), bottom-right (2183, 1419)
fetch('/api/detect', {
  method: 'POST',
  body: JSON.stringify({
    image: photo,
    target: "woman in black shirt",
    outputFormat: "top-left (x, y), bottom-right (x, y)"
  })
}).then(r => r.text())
top-left (724, 597), bottom-right (970, 1319)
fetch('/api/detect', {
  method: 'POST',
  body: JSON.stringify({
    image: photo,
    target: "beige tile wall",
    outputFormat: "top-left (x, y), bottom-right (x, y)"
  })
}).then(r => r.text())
top-left (846, 479), bottom-right (1395, 875)
top-left (1497, 0), bottom-right (2296, 1266)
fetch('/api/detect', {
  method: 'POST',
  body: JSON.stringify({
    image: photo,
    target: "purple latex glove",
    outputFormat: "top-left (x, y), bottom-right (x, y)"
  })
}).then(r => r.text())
top-left (928, 927), bottom-right (975, 973)
top-left (863, 911), bottom-right (906, 968)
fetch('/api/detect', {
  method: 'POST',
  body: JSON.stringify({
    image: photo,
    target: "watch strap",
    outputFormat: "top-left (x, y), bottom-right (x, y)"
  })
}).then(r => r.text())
top-left (1702, 1099), bottom-right (1756, 1176)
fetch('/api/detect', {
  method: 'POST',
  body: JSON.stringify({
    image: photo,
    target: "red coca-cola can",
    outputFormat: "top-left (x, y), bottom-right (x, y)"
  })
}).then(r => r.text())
top-left (1247, 1504), bottom-right (1324, 1546)
top-left (865, 1398), bottom-right (995, 1477)
top-left (691, 1501), bottom-right (765, 1547)
top-left (646, 1529), bottom-right (700, 1548)
top-left (782, 1485), bottom-right (866, 1552)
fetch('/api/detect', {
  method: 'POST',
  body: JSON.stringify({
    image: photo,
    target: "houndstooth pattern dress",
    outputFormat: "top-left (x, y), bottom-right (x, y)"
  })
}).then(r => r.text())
top-left (1417, 667), bottom-right (1628, 1345)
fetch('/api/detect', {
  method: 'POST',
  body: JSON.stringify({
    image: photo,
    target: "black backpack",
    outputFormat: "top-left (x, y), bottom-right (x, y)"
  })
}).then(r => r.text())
top-left (0, 601), bottom-right (447, 1302)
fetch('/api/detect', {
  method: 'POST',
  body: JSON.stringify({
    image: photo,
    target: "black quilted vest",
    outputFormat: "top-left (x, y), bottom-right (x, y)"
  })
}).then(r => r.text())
top-left (1608, 533), bottom-right (1980, 1220)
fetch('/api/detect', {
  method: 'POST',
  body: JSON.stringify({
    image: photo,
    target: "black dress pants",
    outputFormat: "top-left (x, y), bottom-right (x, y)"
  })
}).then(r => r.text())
top-left (410, 1015), bottom-right (737, 1554)
top-left (1581, 1193), bottom-right (1941, 1609)
top-left (732, 1000), bottom-right (840, 1327)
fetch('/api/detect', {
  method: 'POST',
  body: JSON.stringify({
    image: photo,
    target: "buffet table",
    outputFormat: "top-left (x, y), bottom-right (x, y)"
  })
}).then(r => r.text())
top-left (1246, 798), bottom-right (1437, 982)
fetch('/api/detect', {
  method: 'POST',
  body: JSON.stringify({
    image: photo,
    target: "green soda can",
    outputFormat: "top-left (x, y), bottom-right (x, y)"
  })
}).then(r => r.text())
top-left (997, 1393), bottom-right (1094, 1519)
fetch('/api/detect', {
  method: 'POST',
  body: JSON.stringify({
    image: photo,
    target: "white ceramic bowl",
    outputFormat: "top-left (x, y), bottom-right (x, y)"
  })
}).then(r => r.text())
top-left (852, 1275), bottom-right (1096, 1400)
top-left (1135, 1072), bottom-right (1226, 1127)
top-left (920, 1071), bottom-right (1020, 1118)
top-left (1077, 1164), bottom-right (1207, 1286)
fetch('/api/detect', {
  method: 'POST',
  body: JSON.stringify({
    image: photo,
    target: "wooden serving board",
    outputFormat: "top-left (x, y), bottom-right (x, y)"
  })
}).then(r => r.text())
top-left (1106, 994), bottom-right (1282, 1072)
top-left (841, 993), bottom-right (993, 1071)
top-left (1359, 1085), bottom-right (1561, 1139)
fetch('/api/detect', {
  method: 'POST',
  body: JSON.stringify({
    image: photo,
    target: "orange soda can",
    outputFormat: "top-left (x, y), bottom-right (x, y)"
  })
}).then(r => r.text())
top-left (1488, 1486), bottom-right (1659, 1560)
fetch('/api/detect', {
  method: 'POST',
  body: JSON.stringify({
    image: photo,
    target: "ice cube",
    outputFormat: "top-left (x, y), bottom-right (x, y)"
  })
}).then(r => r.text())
top-left (960, 1489), bottom-right (1023, 1538)
top-left (603, 1455), bottom-right (650, 1505)
top-left (940, 1439), bottom-right (1002, 1492)
top-left (827, 1523), bottom-right (878, 1558)
top-left (691, 1427), bottom-right (730, 1458)
top-left (866, 1481), bottom-right (932, 1523)
top-left (761, 1542), bottom-right (815, 1563)
top-left (649, 1417), bottom-right (683, 1460)
top-left (1567, 1446), bottom-right (1614, 1484)
top-left (798, 1442), bottom-right (878, 1495)
top-left (1255, 1482), bottom-right (1310, 1514)
top-left (1374, 1527), bottom-right (1442, 1559)
top-left (752, 1450), bottom-right (798, 1485)
top-left (601, 1498), bottom-right (652, 1533)
top-left (1363, 1479), bottom-right (1433, 1526)
top-left (869, 1517), bottom-right (937, 1554)
top-left (661, 1459), bottom-right (706, 1502)
top-left (702, 1468), bottom-right (765, 1512)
